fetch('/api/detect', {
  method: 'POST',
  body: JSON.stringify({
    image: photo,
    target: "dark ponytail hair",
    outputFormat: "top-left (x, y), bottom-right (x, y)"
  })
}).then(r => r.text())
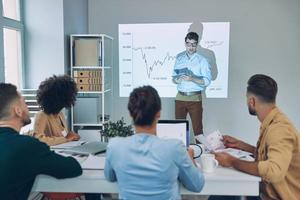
top-left (128, 85), bottom-right (161, 126)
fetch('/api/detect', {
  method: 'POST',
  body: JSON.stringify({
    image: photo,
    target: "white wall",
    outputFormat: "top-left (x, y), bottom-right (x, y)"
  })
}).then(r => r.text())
top-left (24, 0), bottom-right (65, 88)
top-left (24, 0), bottom-right (88, 88)
top-left (23, 0), bottom-right (89, 127)
top-left (88, 0), bottom-right (300, 145)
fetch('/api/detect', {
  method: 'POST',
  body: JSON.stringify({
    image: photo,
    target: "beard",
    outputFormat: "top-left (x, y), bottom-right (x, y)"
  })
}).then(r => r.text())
top-left (23, 118), bottom-right (31, 126)
top-left (22, 113), bottom-right (31, 126)
top-left (248, 106), bottom-right (257, 116)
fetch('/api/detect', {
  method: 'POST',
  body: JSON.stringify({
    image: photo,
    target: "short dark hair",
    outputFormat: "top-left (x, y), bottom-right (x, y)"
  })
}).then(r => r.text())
top-left (0, 83), bottom-right (19, 120)
top-left (247, 74), bottom-right (278, 103)
top-left (37, 75), bottom-right (78, 114)
top-left (185, 32), bottom-right (199, 43)
top-left (128, 85), bottom-right (161, 126)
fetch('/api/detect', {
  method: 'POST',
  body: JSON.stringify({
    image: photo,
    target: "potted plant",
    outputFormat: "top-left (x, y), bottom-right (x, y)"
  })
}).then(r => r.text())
top-left (101, 118), bottom-right (134, 142)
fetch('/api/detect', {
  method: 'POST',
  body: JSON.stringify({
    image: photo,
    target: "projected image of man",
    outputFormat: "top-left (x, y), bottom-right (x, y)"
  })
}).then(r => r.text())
top-left (173, 32), bottom-right (212, 143)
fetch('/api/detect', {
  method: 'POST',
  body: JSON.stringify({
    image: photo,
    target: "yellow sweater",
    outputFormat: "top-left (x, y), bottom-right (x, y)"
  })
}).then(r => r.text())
top-left (257, 107), bottom-right (300, 200)
top-left (33, 111), bottom-right (68, 146)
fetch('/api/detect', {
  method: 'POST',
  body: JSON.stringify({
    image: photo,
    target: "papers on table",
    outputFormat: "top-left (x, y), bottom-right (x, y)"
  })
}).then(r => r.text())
top-left (198, 130), bottom-right (225, 151)
top-left (60, 141), bottom-right (107, 156)
top-left (199, 130), bottom-right (254, 161)
top-left (80, 154), bottom-right (106, 170)
top-left (51, 141), bottom-right (86, 149)
top-left (51, 141), bottom-right (107, 168)
top-left (215, 148), bottom-right (254, 161)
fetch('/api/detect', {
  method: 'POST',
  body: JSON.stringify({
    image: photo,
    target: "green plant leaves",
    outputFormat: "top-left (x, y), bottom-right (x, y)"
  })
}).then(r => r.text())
top-left (101, 118), bottom-right (134, 138)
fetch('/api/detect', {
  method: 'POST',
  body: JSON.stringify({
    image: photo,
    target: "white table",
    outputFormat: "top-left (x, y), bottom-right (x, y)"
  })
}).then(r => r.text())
top-left (32, 166), bottom-right (260, 196)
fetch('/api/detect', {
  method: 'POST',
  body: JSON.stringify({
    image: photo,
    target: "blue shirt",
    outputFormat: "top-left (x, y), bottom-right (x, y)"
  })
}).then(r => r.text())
top-left (173, 51), bottom-right (212, 92)
top-left (104, 134), bottom-right (204, 200)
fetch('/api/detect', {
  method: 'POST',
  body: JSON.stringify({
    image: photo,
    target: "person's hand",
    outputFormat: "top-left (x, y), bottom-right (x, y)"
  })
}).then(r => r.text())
top-left (187, 147), bottom-right (195, 160)
top-left (214, 152), bottom-right (237, 168)
top-left (187, 147), bottom-right (197, 166)
top-left (66, 132), bottom-right (80, 141)
top-left (222, 135), bottom-right (242, 149)
top-left (173, 76), bottom-right (184, 83)
top-left (181, 75), bottom-right (192, 81)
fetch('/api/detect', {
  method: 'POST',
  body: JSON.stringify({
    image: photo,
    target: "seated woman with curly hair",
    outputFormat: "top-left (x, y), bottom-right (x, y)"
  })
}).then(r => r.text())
top-left (33, 75), bottom-right (80, 146)
top-left (34, 76), bottom-right (99, 200)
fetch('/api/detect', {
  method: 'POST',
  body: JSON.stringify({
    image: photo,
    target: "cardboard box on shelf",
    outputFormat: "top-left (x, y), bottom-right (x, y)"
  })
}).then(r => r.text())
top-left (74, 38), bottom-right (101, 66)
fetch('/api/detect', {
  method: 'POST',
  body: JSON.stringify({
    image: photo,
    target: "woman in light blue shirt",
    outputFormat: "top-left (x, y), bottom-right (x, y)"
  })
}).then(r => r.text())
top-left (104, 85), bottom-right (204, 200)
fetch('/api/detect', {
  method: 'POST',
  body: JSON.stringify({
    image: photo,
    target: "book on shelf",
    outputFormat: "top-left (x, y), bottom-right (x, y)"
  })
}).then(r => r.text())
top-left (74, 77), bottom-right (102, 85)
top-left (73, 70), bottom-right (102, 78)
top-left (77, 84), bottom-right (102, 92)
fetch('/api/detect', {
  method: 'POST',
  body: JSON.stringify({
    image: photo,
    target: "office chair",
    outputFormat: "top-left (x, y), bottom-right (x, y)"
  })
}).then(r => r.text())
top-left (42, 192), bottom-right (84, 200)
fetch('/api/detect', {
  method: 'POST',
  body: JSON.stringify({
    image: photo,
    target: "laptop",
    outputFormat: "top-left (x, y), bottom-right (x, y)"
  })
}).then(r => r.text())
top-left (62, 141), bottom-right (108, 155)
top-left (156, 119), bottom-right (189, 147)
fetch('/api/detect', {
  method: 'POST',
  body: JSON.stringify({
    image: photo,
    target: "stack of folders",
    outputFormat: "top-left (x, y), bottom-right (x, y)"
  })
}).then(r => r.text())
top-left (74, 70), bottom-right (102, 92)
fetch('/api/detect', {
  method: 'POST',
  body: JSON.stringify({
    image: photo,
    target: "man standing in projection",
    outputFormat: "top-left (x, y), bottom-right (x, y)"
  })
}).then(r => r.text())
top-left (188, 22), bottom-right (218, 81)
top-left (173, 32), bottom-right (212, 143)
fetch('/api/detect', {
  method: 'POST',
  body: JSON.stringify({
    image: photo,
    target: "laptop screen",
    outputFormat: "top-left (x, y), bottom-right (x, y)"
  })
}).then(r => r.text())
top-left (156, 120), bottom-right (189, 146)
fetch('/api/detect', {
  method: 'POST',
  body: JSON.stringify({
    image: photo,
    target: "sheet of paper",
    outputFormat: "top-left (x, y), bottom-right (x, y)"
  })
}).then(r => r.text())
top-left (51, 141), bottom-right (86, 149)
top-left (205, 130), bottom-right (225, 150)
top-left (199, 130), bottom-right (254, 161)
top-left (215, 148), bottom-right (254, 161)
top-left (198, 130), bottom-right (225, 151)
top-left (80, 155), bottom-right (106, 170)
top-left (215, 148), bottom-right (253, 160)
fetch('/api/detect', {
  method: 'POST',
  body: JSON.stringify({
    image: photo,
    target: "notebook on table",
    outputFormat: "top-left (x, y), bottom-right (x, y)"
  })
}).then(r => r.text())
top-left (62, 141), bottom-right (108, 155)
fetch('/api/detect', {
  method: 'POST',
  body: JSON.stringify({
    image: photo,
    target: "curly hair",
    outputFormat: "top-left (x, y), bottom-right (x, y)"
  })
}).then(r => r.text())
top-left (37, 75), bottom-right (78, 114)
top-left (128, 85), bottom-right (161, 126)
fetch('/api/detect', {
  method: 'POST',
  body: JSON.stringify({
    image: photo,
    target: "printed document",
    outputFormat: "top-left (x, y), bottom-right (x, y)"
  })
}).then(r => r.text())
top-left (80, 155), bottom-right (106, 170)
top-left (198, 130), bottom-right (254, 161)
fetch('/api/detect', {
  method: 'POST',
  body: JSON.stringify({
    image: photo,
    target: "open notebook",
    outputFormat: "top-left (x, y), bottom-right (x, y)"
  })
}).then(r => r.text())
top-left (62, 141), bottom-right (108, 155)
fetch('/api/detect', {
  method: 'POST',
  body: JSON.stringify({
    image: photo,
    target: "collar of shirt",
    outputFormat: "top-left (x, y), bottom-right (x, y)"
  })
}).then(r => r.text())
top-left (259, 107), bottom-right (280, 134)
top-left (0, 127), bottom-right (18, 134)
top-left (185, 52), bottom-right (197, 60)
top-left (256, 107), bottom-right (279, 159)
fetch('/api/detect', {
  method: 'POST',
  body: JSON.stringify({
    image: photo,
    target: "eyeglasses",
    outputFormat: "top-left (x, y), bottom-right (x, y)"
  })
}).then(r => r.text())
top-left (185, 42), bottom-right (198, 47)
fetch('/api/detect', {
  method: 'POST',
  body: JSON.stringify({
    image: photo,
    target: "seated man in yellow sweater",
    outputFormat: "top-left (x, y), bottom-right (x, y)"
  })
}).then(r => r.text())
top-left (33, 75), bottom-right (80, 146)
top-left (214, 74), bottom-right (300, 200)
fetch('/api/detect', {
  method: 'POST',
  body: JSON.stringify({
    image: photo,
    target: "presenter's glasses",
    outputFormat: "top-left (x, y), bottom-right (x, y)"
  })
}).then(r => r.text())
top-left (185, 42), bottom-right (198, 47)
